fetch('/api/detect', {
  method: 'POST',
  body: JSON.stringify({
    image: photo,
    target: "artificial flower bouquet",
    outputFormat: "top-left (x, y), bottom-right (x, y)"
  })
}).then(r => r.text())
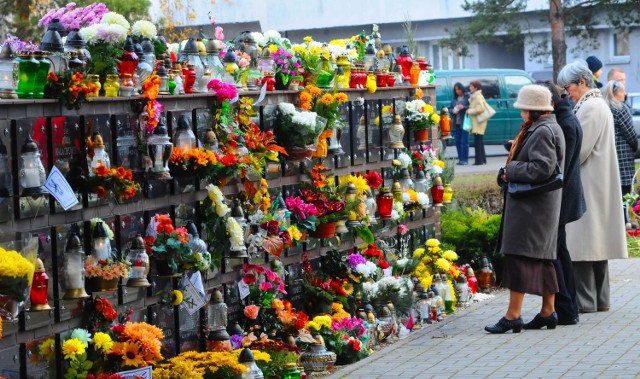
top-left (272, 47), bottom-right (302, 87)
top-left (329, 316), bottom-right (370, 364)
top-left (242, 263), bottom-right (287, 338)
top-left (79, 11), bottom-right (130, 75)
top-left (85, 163), bottom-right (139, 203)
top-left (39, 3), bottom-right (109, 31)
top-left (412, 238), bottom-right (459, 290)
top-left (273, 103), bottom-right (327, 160)
top-left (299, 85), bottom-right (348, 130)
top-left (201, 184), bottom-right (232, 268)
top-left (45, 71), bottom-right (99, 110)
top-left (0, 241), bottom-right (37, 320)
top-left (404, 99), bottom-right (440, 130)
top-left (146, 213), bottom-right (194, 275)
top-left (84, 220), bottom-right (129, 284)
top-left (298, 164), bottom-right (355, 226)
top-left (168, 146), bottom-right (238, 186)
top-left (106, 322), bottom-right (164, 370)
top-left (153, 351), bottom-right (249, 379)
top-left (84, 296), bottom-right (118, 333)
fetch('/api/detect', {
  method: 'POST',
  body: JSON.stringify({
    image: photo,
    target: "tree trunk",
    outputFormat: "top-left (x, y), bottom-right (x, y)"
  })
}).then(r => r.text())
top-left (549, 0), bottom-right (567, 82)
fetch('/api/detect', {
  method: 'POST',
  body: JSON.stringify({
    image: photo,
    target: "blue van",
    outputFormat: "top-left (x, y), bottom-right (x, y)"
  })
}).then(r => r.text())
top-left (433, 69), bottom-right (534, 144)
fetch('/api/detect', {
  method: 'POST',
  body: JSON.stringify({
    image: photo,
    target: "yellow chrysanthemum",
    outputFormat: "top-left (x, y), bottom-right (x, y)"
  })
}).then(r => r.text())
top-left (303, 36), bottom-right (313, 44)
top-left (436, 258), bottom-right (451, 272)
top-left (432, 160), bottom-right (446, 169)
top-left (347, 174), bottom-right (370, 196)
top-left (442, 250), bottom-right (459, 262)
top-left (251, 350), bottom-right (271, 362)
top-left (305, 321), bottom-right (321, 332)
top-left (431, 113), bottom-right (441, 124)
top-left (288, 225), bottom-right (302, 241)
top-left (422, 104), bottom-right (434, 114)
top-left (426, 238), bottom-right (441, 247)
top-left (314, 315), bottom-right (332, 329)
top-left (92, 332), bottom-right (113, 352)
top-left (420, 276), bottom-right (432, 289)
top-left (342, 282), bottom-right (354, 296)
top-left (268, 44), bottom-right (278, 54)
top-left (170, 290), bottom-right (184, 305)
top-left (408, 189), bottom-right (418, 203)
top-left (38, 338), bottom-right (55, 361)
top-left (413, 248), bottom-right (425, 258)
top-left (328, 39), bottom-right (347, 47)
top-left (0, 247), bottom-right (36, 285)
top-left (62, 338), bottom-right (86, 360)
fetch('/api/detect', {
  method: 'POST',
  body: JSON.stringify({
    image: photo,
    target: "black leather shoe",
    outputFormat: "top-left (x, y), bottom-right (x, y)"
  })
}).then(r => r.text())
top-left (557, 317), bottom-right (579, 326)
top-left (484, 317), bottom-right (524, 334)
top-left (523, 312), bottom-right (559, 330)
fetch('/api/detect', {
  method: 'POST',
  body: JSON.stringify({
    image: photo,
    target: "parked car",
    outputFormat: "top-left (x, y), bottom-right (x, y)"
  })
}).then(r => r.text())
top-left (433, 69), bottom-right (534, 144)
top-left (627, 92), bottom-right (640, 135)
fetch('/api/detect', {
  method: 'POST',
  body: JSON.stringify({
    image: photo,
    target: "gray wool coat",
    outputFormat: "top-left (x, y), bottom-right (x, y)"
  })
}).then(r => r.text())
top-left (500, 115), bottom-right (566, 260)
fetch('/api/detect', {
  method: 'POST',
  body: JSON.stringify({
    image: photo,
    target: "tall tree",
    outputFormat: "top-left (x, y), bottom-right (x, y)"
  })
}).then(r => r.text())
top-left (439, 0), bottom-right (640, 80)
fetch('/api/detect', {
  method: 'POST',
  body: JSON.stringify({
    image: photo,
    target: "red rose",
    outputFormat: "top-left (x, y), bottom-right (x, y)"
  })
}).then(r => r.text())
top-left (378, 259), bottom-right (390, 269)
top-left (111, 323), bottom-right (125, 334)
top-left (260, 220), bottom-right (280, 236)
top-left (220, 154), bottom-right (237, 167)
top-left (96, 186), bottom-right (107, 198)
top-left (279, 230), bottom-right (292, 247)
top-left (243, 273), bottom-right (257, 284)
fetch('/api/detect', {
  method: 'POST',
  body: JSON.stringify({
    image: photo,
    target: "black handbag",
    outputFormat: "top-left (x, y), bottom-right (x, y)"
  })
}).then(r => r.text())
top-left (507, 124), bottom-right (563, 199)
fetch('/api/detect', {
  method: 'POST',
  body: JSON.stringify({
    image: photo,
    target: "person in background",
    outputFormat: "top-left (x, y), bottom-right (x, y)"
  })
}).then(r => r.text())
top-left (485, 84), bottom-right (565, 334)
top-left (537, 80), bottom-right (586, 326)
top-left (602, 80), bottom-right (636, 224)
top-left (466, 80), bottom-right (488, 165)
top-left (586, 56), bottom-right (604, 89)
top-left (450, 82), bottom-right (470, 165)
top-left (607, 68), bottom-right (626, 86)
top-left (557, 60), bottom-right (628, 314)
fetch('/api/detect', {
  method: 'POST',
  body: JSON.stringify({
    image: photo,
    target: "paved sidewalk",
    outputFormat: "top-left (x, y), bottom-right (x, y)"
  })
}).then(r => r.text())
top-left (328, 258), bottom-right (640, 379)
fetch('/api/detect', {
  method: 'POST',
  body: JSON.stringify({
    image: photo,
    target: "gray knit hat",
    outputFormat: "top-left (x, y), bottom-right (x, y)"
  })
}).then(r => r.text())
top-left (513, 84), bottom-right (554, 111)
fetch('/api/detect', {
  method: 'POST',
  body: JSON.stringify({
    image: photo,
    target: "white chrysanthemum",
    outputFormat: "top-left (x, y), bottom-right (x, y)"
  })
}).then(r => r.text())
top-left (326, 43), bottom-right (345, 60)
top-left (79, 24), bottom-right (99, 45)
top-left (292, 111), bottom-right (318, 128)
top-left (278, 103), bottom-right (296, 115)
top-left (215, 203), bottom-right (230, 217)
top-left (391, 209), bottom-right (400, 220)
top-left (206, 184), bottom-right (223, 201)
top-left (168, 43), bottom-right (180, 55)
top-left (393, 201), bottom-right (404, 213)
top-left (226, 218), bottom-right (244, 247)
top-left (378, 276), bottom-right (400, 290)
top-left (397, 152), bottom-right (411, 168)
top-left (252, 32), bottom-right (266, 47)
top-left (402, 192), bottom-right (411, 203)
top-left (432, 165), bottom-right (443, 175)
top-left (362, 281), bottom-right (378, 297)
top-left (356, 261), bottom-right (378, 277)
top-left (396, 258), bottom-right (409, 268)
top-left (417, 192), bottom-right (430, 206)
top-left (99, 23), bottom-right (128, 45)
top-left (131, 20), bottom-right (157, 40)
top-left (194, 251), bottom-right (211, 272)
top-left (309, 41), bottom-right (323, 49)
top-left (101, 11), bottom-right (130, 30)
top-left (263, 30), bottom-right (282, 43)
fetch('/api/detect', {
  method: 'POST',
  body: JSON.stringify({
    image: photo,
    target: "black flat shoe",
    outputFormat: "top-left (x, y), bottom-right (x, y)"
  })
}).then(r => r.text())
top-left (484, 317), bottom-right (524, 334)
top-left (523, 312), bottom-right (559, 330)
top-left (557, 317), bottom-right (578, 326)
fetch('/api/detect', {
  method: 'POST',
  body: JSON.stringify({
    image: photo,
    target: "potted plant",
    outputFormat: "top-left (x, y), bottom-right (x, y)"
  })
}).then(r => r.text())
top-left (299, 85), bottom-right (349, 157)
top-left (404, 99), bottom-right (441, 142)
top-left (272, 47), bottom-right (301, 90)
top-left (273, 102), bottom-right (327, 161)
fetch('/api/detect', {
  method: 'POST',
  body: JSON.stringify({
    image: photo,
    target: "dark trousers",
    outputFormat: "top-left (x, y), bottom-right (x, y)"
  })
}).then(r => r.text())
top-left (553, 225), bottom-right (578, 323)
top-left (473, 133), bottom-right (486, 164)
top-left (453, 126), bottom-right (469, 163)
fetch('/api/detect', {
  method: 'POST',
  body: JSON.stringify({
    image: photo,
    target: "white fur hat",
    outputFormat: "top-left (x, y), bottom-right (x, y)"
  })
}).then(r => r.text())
top-left (513, 84), bottom-right (554, 111)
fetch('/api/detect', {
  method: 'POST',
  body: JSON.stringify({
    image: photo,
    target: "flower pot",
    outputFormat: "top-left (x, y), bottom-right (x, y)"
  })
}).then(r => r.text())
top-left (413, 128), bottom-right (429, 142)
top-left (309, 222), bottom-right (337, 239)
top-left (0, 294), bottom-right (22, 321)
top-left (275, 73), bottom-right (289, 90)
top-left (285, 146), bottom-right (315, 161)
top-left (87, 277), bottom-right (119, 292)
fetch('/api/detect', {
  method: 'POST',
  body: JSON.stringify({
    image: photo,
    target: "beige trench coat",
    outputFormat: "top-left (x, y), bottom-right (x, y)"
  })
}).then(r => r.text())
top-left (466, 90), bottom-right (488, 135)
top-left (565, 89), bottom-right (628, 261)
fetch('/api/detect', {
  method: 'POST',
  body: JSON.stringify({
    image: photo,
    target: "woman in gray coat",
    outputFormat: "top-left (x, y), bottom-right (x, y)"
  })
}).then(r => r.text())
top-left (485, 84), bottom-right (565, 334)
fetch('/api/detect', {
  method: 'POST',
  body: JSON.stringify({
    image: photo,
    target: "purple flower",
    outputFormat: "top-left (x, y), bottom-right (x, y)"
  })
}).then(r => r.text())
top-left (347, 253), bottom-right (367, 268)
top-left (230, 334), bottom-right (243, 349)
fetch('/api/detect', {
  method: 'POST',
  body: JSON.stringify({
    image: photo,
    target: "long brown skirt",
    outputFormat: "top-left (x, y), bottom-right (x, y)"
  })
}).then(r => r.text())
top-left (501, 255), bottom-right (559, 296)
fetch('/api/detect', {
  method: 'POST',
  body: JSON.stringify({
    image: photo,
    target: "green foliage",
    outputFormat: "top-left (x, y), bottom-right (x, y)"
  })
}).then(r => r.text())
top-left (402, 15), bottom-right (418, 57)
top-left (441, 207), bottom-right (502, 265)
top-left (64, 353), bottom-right (92, 379)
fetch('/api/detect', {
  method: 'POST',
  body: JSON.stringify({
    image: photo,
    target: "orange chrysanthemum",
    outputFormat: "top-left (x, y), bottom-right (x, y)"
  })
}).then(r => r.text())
top-left (335, 92), bottom-right (348, 103)
top-left (319, 93), bottom-right (333, 106)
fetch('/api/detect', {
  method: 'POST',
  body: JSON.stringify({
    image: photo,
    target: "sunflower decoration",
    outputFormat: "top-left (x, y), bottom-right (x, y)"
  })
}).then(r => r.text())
top-left (108, 322), bottom-right (164, 368)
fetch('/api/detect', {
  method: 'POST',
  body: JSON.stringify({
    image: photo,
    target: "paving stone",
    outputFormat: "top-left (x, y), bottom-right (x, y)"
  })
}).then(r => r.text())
top-left (328, 259), bottom-right (640, 379)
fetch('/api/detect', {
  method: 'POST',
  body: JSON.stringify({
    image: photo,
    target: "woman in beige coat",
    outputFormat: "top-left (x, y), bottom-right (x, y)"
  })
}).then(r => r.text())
top-left (466, 80), bottom-right (488, 165)
top-left (557, 60), bottom-right (628, 314)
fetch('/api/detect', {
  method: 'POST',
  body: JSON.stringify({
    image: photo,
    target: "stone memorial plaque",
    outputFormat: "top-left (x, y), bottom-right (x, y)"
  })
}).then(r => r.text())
top-left (25, 334), bottom-right (57, 379)
top-left (0, 119), bottom-right (12, 223)
top-left (286, 263), bottom-right (305, 311)
top-left (0, 344), bottom-right (21, 379)
top-left (178, 305), bottom-right (200, 353)
top-left (49, 115), bottom-right (83, 212)
top-left (150, 303), bottom-right (177, 358)
top-left (224, 283), bottom-right (244, 325)
top-left (82, 114), bottom-right (113, 208)
top-left (365, 99), bottom-right (381, 163)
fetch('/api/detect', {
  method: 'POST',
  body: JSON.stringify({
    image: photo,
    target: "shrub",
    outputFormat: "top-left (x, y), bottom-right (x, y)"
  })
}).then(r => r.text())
top-left (441, 207), bottom-right (502, 268)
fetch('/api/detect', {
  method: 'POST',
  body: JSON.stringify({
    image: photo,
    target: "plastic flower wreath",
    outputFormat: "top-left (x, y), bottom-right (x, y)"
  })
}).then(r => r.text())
top-left (145, 213), bottom-right (194, 274)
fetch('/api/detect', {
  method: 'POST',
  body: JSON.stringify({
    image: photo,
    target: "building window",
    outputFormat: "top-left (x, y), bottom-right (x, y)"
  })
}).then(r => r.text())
top-left (613, 31), bottom-right (630, 58)
top-left (435, 46), bottom-right (464, 70)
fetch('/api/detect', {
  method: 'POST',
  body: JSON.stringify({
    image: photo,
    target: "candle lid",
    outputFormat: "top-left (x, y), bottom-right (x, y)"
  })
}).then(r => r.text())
top-left (238, 347), bottom-right (255, 363)
top-left (184, 220), bottom-right (199, 238)
top-left (0, 43), bottom-right (13, 59)
top-left (131, 234), bottom-right (145, 250)
top-left (65, 231), bottom-right (83, 251)
top-left (141, 38), bottom-right (155, 54)
top-left (177, 114), bottom-right (192, 131)
top-left (21, 134), bottom-right (39, 154)
top-left (35, 257), bottom-right (45, 273)
top-left (93, 221), bottom-right (108, 239)
top-left (182, 38), bottom-right (199, 55)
